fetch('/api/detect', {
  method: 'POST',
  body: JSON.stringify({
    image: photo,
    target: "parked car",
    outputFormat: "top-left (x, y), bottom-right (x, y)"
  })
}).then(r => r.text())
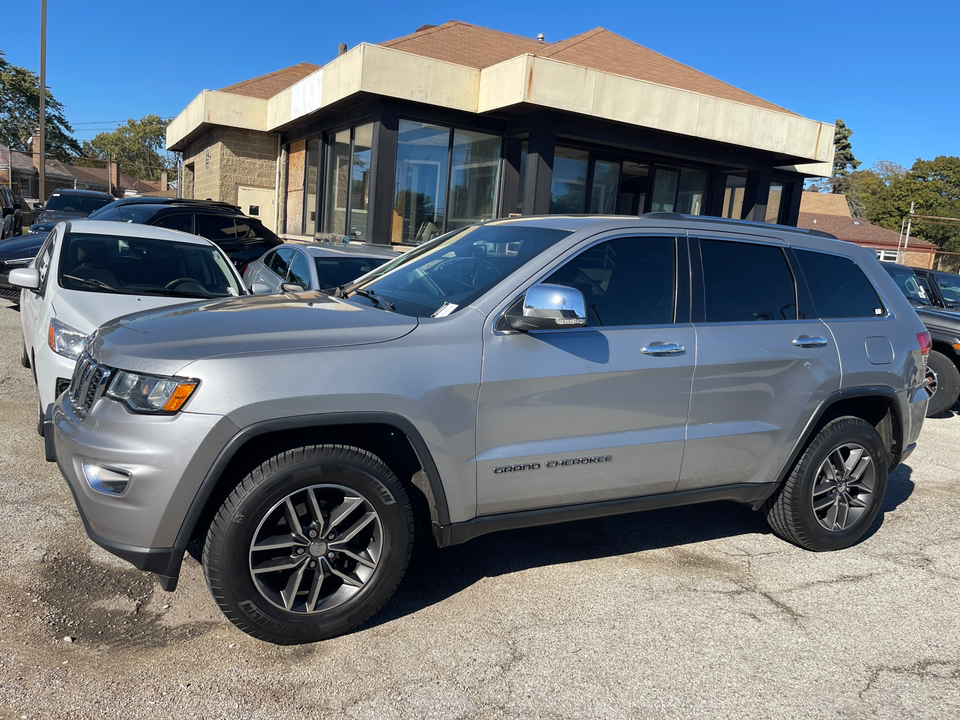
top-left (49, 214), bottom-right (929, 644)
top-left (29, 189), bottom-right (116, 233)
top-left (10, 220), bottom-right (247, 436)
top-left (85, 197), bottom-right (282, 272)
top-left (0, 186), bottom-right (23, 240)
top-left (910, 267), bottom-right (960, 311)
top-left (881, 262), bottom-right (960, 416)
top-left (243, 241), bottom-right (400, 293)
top-left (0, 231), bottom-right (49, 301)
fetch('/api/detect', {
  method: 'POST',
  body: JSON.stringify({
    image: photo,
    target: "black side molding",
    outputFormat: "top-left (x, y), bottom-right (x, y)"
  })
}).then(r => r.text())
top-left (435, 482), bottom-right (777, 547)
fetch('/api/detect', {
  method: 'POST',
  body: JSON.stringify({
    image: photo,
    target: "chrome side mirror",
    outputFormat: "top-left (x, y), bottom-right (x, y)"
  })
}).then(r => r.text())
top-left (249, 282), bottom-right (273, 295)
top-left (505, 283), bottom-right (587, 331)
top-left (281, 282), bottom-right (305, 293)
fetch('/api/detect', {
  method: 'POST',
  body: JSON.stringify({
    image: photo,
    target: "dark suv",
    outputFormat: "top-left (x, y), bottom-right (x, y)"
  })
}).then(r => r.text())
top-left (910, 267), bottom-right (960, 311)
top-left (29, 188), bottom-right (116, 234)
top-left (87, 197), bottom-right (282, 271)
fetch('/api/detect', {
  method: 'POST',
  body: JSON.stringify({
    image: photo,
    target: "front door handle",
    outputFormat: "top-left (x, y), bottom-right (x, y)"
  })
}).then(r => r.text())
top-left (792, 335), bottom-right (828, 348)
top-left (641, 342), bottom-right (685, 355)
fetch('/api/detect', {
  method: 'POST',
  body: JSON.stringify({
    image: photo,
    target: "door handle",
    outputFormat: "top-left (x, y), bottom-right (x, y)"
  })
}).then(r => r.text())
top-left (641, 342), bottom-right (685, 355)
top-left (792, 336), bottom-right (828, 348)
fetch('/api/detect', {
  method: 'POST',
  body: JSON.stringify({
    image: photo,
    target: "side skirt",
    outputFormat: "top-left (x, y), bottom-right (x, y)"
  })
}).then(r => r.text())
top-left (434, 482), bottom-right (778, 547)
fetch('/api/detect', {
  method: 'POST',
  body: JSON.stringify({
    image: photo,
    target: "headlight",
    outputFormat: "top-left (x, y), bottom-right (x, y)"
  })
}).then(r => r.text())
top-left (48, 318), bottom-right (88, 360)
top-left (106, 370), bottom-right (199, 414)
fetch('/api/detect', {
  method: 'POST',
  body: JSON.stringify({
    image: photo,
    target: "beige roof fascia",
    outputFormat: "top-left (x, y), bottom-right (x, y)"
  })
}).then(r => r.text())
top-left (267, 44), bottom-right (479, 131)
top-left (479, 54), bottom-right (834, 173)
top-left (167, 90), bottom-right (269, 151)
top-left (169, 45), bottom-right (834, 174)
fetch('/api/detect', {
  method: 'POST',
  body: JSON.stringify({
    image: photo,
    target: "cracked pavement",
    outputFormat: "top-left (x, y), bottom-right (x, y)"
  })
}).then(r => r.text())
top-left (0, 297), bottom-right (958, 719)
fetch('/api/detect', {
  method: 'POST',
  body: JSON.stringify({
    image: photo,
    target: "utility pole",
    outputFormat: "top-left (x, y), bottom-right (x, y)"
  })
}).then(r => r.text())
top-left (38, 0), bottom-right (47, 203)
top-left (901, 201), bottom-right (915, 264)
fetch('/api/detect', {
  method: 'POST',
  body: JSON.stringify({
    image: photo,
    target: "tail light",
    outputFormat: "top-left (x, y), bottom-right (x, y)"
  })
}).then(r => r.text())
top-left (917, 331), bottom-right (932, 357)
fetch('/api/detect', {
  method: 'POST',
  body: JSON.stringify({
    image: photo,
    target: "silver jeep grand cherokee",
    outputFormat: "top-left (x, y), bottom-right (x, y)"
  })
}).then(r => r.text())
top-left (49, 214), bottom-right (930, 644)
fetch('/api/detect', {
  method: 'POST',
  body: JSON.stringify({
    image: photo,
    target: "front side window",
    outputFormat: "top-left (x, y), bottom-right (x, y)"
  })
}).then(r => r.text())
top-left (288, 250), bottom-right (311, 288)
top-left (544, 236), bottom-right (676, 327)
top-left (883, 263), bottom-right (930, 306)
top-left (795, 249), bottom-right (883, 318)
top-left (349, 224), bottom-right (570, 317)
top-left (700, 239), bottom-right (796, 322)
top-left (265, 247), bottom-right (295, 278)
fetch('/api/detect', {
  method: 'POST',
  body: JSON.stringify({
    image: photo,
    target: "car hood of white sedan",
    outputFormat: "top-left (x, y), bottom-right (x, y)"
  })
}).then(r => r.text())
top-left (52, 289), bottom-right (206, 337)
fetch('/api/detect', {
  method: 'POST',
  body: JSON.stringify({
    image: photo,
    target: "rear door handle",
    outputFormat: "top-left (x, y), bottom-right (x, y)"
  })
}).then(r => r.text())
top-left (792, 335), bottom-right (828, 348)
top-left (641, 342), bottom-right (685, 355)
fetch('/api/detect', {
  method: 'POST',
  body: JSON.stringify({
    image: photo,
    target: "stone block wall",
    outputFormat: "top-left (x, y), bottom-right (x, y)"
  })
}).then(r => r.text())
top-left (182, 128), bottom-right (278, 205)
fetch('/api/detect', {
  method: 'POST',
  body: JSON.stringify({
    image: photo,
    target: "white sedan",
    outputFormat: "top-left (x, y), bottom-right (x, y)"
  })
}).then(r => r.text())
top-left (11, 220), bottom-right (247, 435)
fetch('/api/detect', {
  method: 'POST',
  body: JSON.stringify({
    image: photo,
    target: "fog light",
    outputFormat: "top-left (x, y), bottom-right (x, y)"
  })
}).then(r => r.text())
top-left (82, 463), bottom-right (131, 496)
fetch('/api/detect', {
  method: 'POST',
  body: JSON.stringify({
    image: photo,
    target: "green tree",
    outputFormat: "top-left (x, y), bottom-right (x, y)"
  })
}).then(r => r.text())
top-left (832, 119), bottom-right (860, 178)
top-left (0, 50), bottom-right (81, 159)
top-left (81, 114), bottom-right (172, 180)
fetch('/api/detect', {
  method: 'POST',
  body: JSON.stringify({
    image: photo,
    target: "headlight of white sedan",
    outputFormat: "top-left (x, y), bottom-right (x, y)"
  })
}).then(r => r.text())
top-left (48, 318), bottom-right (88, 360)
top-left (106, 370), bottom-right (199, 414)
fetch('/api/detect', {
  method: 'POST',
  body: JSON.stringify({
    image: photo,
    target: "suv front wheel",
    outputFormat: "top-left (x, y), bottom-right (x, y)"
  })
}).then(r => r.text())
top-left (203, 444), bottom-right (414, 644)
top-left (766, 417), bottom-right (888, 551)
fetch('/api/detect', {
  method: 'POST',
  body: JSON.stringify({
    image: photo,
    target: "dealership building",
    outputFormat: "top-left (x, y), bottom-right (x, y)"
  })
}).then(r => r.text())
top-left (166, 21), bottom-right (835, 245)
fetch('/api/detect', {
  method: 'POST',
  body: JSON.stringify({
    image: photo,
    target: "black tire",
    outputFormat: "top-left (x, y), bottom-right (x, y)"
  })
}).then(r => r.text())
top-left (766, 417), bottom-right (887, 551)
top-left (21, 341), bottom-right (30, 369)
top-left (31, 362), bottom-right (43, 437)
top-left (203, 444), bottom-right (413, 644)
top-left (924, 350), bottom-right (960, 417)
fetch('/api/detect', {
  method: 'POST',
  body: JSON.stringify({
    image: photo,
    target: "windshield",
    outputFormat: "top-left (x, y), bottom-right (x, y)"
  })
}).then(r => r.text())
top-left (883, 263), bottom-right (931, 306)
top-left (346, 224), bottom-right (571, 317)
top-left (933, 271), bottom-right (960, 306)
top-left (45, 193), bottom-right (114, 214)
top-left (58, 231), bottom-right (243, 298)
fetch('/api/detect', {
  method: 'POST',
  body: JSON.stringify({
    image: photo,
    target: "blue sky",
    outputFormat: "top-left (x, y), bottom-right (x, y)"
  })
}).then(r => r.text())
top-left (5, 0), bottom-right (957, 171)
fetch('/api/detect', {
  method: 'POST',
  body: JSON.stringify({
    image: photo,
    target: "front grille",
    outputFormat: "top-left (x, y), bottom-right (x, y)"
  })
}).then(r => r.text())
top-left (69, 355), bottom-right (112, 419)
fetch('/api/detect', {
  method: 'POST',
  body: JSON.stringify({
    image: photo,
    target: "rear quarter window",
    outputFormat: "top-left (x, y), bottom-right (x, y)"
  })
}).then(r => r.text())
top-left (795, 249), bottom-right (884, 318)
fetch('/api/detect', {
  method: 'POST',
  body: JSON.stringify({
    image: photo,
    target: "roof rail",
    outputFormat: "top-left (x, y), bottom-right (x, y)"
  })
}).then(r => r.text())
top-left (640, 212), bottom-right (838, 240)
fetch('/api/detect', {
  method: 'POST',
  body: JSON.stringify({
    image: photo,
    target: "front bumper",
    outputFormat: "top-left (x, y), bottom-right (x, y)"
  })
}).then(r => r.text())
top-left (52, 392), bottom-right (241, 589)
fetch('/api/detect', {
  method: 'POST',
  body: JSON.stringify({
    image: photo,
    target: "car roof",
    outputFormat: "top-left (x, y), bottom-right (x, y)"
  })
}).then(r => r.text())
top-left (48, 188), bottom-right (115, 199)
top-left (94, 196), bottom-right (242, 212)
top-left (62, 219), bottom-right (218, 247)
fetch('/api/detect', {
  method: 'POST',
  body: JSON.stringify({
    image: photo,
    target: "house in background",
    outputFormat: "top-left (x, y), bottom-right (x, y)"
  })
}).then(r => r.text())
top-left (166, 21), bottom-right (836, 244)
top-left (797, 191), bottom-right (937, 269)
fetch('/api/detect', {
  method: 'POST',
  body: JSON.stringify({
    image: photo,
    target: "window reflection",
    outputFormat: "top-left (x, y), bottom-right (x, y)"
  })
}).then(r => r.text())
top-left (590, 160), bottom-right (620, 214)
top-left (723, 175), bottom-right (746, 219)
top-left (448, 129), bottom-right (501, 231)
top-left (551, 147), bottom-right (589, 213)
top-left (393, 120), bottom-right (449, 244)
top-left (304, 138), bottom-right (319, 235)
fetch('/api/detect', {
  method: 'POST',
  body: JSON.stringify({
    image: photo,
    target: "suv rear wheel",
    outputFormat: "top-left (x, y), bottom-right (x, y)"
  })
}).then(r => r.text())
top-left (203, 444), bottom-right (413, 644)
top-left (766, 417), bottom-right (888, 551)
top-left (924, 350), bottom-right (960, 416)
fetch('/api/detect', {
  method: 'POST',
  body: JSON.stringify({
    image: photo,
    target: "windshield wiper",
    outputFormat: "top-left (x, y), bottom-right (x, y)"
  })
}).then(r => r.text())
top-left (349, 288), bottom-right (394, 311)
top-left (62, 274), bottom-right (119, 293)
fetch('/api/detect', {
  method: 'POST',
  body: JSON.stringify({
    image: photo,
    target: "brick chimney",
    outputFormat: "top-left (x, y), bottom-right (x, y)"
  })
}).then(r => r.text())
top-left (160, 169), bottom-right (169, 191)
top-left (108, 159), bottom-right (119, 197)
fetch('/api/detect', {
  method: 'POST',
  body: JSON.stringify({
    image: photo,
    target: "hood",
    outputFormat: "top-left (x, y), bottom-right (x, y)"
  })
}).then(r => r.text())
top-left (52, 290), bottom-right (197, 336)
top-left (0, 233), bottom-right (45, 261)
top-left (915, 305), bottom-right (960, 332)
top-left (89, 291), bottom-right (418, 373)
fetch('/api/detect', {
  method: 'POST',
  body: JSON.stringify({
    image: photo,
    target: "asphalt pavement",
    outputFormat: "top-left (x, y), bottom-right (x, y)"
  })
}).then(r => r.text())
top-left (0, 297), bottom-right (957, 720)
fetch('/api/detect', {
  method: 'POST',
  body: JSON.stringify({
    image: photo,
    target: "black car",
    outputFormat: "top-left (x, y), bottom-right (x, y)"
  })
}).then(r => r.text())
top-left (0, 230), bottom-right (49, 300)
top-left (0, 187), bottom-right (23, 240)
top-left (909, 266), bottom-right (960, 311)
top-left (86, 197), bottom-right (282, 272)
top-left (29, 188), bottom-right (116, 233)
top-left (882, 262), bottom-right (960, 416)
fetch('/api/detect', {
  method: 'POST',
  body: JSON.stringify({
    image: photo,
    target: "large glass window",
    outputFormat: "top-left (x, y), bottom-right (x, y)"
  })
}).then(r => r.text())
top-left (393, 121), bottom-right (502, 243)
top-left (394, 120), bottom-right (450, 244)
top-left (618, 162), bottom-right (650, 214)
top-left (700, 239), bottom-right (796, 322)
top-left (765, 182), bottom-right (784, 224)
top-left (448, 129), bottom-right (501, 231)
top-left (722, 175), bottom-right (746, 219)
top-left (590, 161), bottom-right (620, 214)
top-left (545, 236), bottom-right (676, 326)
top-left (304, 138), bottom-right (320, 235)
top-left (550, 147), bottom-right (589, 214)
top-left (651, 168), bottom-right (679, 212)
top-left (677, 170), bottom-right (708, 215)
top-left (323, 124), bottom-right (373, 240)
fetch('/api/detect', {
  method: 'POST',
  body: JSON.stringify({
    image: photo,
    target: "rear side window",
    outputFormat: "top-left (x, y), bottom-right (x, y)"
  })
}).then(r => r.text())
top-left (154, 213), bottom-right (194, 234)
top-left (197, 215), bottom-right (240, 241)
top-left (700, 239), bottom-right (796, 322)
top-left (796, 250), bottom-right (884, 318)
